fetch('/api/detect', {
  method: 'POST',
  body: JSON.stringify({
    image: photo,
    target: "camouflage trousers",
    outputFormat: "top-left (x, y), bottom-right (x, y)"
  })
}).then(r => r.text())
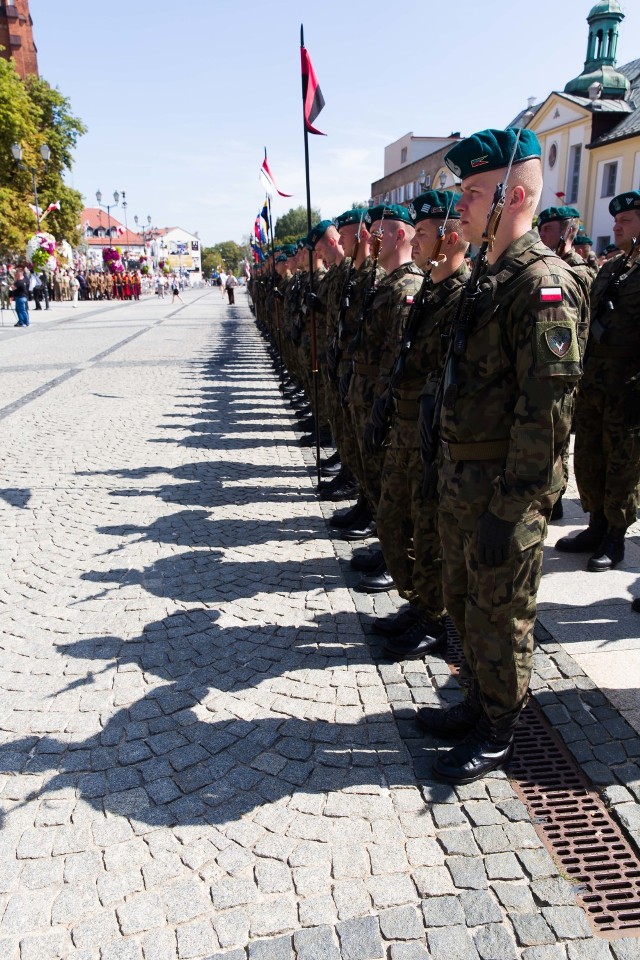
top-left (439, 478), bottom-right (546, 723)
top-left (574, 383), bottom-right (640, 529)
top-left (347, 379), bottom-right (384, 512)
top-left (376, 443), bottom-right (445, 618)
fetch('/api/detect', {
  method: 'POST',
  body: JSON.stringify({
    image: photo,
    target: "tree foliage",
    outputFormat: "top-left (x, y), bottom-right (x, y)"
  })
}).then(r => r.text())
top-left (274, 205), bottom-right (321, 241)
top-left (0, 58), bottom-right (87, 259)
top-left (201, 240), bottom-right (251, 276)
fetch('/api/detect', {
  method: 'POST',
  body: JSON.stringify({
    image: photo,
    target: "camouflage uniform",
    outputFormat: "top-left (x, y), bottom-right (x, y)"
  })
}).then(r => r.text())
top-left (438, 231), bottom-right (587, 723)
top-left (318, 260), bottom-right (351, 456)
top-left (376, 264), bottom-right (468, 618)
top-left (573, 252), bottom-right (640, 530)
top-left (348, 261), bottom-right (423, 512)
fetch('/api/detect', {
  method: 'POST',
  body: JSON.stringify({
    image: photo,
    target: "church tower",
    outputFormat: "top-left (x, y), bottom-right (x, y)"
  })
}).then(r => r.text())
top-left (564, 1), bottom-right (630, 100)
top-left (0, 0), bottom-right (39, 80)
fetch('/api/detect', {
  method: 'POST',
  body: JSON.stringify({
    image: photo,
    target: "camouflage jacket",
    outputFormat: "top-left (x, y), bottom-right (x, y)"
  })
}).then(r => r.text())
top-left (562, 248), bottom-right (598, 290)
top-left (439, 230), bottom-right (588, 525)
top-left (352, 260), bottom-right (423, 385)
top-left (582, 252), bottom-right (640, 391)
top-left (394, 262), bottom-right (470, 402)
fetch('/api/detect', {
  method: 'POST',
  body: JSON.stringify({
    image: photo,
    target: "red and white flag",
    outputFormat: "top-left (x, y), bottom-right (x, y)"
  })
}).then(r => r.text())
top-left (260, 150), bottom-right (292, 198)
top-left (46, 201), bottom-right (61, 213)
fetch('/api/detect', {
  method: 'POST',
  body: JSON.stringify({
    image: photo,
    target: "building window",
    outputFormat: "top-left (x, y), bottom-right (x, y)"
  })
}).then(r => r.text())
top-left (400, 147), bottom-right (407, 164)
top-left (601, 161), bottom-right (618, 198)
top-left (596, 235), bottom-right (611, 255)
top-left (406, 181), bottom-right (414, 200)
top-left (567, 145), bottom-right (581, 203)
top-left (397, 185), bottom-right (405, 202)
top-left (548, 142), bottom-right (557, 169)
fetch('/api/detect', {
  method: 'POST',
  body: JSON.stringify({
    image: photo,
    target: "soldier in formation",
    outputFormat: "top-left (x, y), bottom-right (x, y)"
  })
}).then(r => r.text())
top-left (249, 129), bottom-right (640, 781)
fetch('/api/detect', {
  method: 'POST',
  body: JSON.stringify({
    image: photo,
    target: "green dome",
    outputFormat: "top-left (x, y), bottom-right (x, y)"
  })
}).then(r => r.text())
top-left (588, 0), bottom-right (623, 17)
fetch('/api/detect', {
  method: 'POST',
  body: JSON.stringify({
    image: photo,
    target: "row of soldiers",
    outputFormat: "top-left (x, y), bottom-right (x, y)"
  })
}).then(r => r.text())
top-left (248, 126), bottom-right (640, 784)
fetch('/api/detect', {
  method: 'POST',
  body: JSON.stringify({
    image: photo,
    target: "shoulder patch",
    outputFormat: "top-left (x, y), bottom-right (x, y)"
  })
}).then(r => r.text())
top-left (545, 327), bottom-right (572, 358)
top-left (539, 286), bottom-right (563, 303)
top-left (405, 295), bottom-right (415, 305)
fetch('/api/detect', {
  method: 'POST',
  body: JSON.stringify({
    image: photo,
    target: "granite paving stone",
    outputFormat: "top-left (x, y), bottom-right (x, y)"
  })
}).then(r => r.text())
top-left (0, 291), bottom-right (639, 959)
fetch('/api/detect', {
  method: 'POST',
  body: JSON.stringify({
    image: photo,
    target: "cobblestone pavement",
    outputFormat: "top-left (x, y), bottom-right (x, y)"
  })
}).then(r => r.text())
top-left (0, 290), bottom-right (639, 960)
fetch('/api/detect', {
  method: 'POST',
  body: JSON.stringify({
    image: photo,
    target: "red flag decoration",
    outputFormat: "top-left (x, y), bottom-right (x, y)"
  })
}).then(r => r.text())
top-left (300, 43), bottom-right (326, 136)
top-left (260, 150), bottom-right (292, 198)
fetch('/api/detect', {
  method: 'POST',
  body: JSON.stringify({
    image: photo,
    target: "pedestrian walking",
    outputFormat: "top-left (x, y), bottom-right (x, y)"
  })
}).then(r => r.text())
top-left (10, 268), bottom-right (30, 327)
top-left (225, 272), bottom-right (237, 305)
top-left (171, 277), bottom-right (183, 304)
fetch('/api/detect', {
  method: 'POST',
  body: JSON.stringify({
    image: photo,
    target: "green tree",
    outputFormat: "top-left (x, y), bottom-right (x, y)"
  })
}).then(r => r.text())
top-left (0, 58), bottom-right (86, 259)
top-left (274, 205), bottom-right (321, 241)
top-left (201, 240), bottom-right (251, 276)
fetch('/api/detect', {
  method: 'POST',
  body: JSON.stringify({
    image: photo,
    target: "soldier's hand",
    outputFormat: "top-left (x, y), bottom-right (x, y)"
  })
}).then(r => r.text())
top-left (305, 291), bottom-right (321, 311)
top-left (418, 394), bottom-right (437, 463)
top-left (370, 396), bottom-right (389, 431)
top-left (339, 369), bottom-right (352, 407)
top-left (476, 512), bottom-right (516, 567)
top-left (421, 461), bottom-right (439, 500)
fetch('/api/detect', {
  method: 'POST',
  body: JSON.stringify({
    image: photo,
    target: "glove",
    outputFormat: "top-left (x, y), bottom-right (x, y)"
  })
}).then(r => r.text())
top-left (339, 369), bottom-right (353, 407)
top-left (418, 394), bottom-right (437, 464)
top-left (305, 291), bottom-right (321, 311)
top-left (326, 341), bottom-right (340, 385)
top-left (476, 512), bottom-right (516, 567)
top-left (421, 461), bottom-right (439, 500)
top-left (363, 421), bottom-right (382, 455)
top-left (370, 395), bottom-right (390, 431)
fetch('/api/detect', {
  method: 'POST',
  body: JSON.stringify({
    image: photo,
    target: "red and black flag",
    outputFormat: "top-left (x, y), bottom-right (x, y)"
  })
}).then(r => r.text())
top-left (300, 32), bottom-right (326, 136)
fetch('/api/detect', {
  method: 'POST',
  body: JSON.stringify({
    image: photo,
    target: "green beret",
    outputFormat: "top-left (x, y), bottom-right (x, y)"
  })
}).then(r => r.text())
top-left (275, 254), bottom-right (288, 264)
top-left (537, 206), bottom-right (581, 226)
top-left (603, 243), bottom-right (620, 255)
top-left (306, 219), bottom-right (334, 249)
top-left (333, 208), bottom-right (367, 229)
top-left (282, 244), bottom-right (297, 257)
top-left (408, 190), bottom-right (460, 223)
top-left (297, 236), bottom-right (307, 250)
top-left (575, 234), bottom-right (593, 246)
top-left (609, 191), bottom-right (640, 217)
top-left (365, 203), bottom-right (413, 227)
top-left (445, 127), bottom-right (541, 181)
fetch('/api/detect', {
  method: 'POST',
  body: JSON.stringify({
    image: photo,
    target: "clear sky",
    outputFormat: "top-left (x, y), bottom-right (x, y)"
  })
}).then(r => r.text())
top-left (31, 0), bottom-right (638, 247)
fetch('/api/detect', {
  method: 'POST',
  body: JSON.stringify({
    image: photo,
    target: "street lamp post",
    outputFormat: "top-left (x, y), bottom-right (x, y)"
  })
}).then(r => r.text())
top-left (95, 189), bottom-right (119, 247)
top-left (11, 142), bottom-right (50, 231)
top-left (134, 215), bottom-right (153, 266)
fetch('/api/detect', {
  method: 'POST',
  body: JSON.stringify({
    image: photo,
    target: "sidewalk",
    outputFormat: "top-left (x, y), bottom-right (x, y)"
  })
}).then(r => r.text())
top-left (0, 288), bottom-right (638, 960)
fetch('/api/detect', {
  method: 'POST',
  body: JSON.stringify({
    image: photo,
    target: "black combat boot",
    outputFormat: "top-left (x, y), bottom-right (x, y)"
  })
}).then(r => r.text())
top-left (330, 497), bottom-right (369, 530)
top-left (550, 495), bottom-right (564, 522)
top-left (382, 612), bottom-right (447, 660)
top-left (372, 604), bottom-right (421, 636)
top-left (432, 710), bottom-right (517, 784)
top-left (342, 518), bottom-right (377, 541)
top-left (350, 547), bottom-right (384, 572)
top-left (318, 468), bottom-right (359, 502)
top-left (555, 511), bottom-right (606, 552)
top-left (356, 560), bottom-right (393, 593)
top-left (587, 528), bottom-right (626, 572)
top-left (416, 683), bottom-right (482, 739)
top-left (321, 450), bottom-right (342, 476)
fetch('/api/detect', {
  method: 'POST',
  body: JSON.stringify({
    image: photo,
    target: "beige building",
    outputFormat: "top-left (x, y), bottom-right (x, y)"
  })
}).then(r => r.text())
top-left (370, 133), bottom-right (461, 206)
top-left (516, 1), bottom-right (640, 253)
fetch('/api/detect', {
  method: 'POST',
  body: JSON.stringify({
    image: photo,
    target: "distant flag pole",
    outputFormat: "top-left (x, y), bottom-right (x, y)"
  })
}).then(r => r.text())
top-left (266, 191), bottom-right (285, 389)
top-left (260, 148), bottom-right (292, 198)
top-left (300, 23), bottom-right (326, 486)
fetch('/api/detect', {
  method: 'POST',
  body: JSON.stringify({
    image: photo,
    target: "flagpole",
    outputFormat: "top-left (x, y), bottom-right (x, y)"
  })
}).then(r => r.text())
top-left (300, 24), bottom-right (322, 487)
top-left (266, 185), bottom-right (285, 391)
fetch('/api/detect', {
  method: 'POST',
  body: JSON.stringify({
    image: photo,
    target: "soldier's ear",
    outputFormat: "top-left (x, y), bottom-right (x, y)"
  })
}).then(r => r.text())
top-left (509, 184), bottom-right (527, 213)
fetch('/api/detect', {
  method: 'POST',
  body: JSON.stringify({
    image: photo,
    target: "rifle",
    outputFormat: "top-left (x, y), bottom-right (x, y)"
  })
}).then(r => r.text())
top-left (339, 223), bottom-right (383, 407)
top-left (441, 127), bottom-right (527, 413)
top-left (555, 217), bottom-right (577, 259)
top-left (590, 235), bottom-right (640, 343)
top-left (327, 213), bottom-right (364, 384)
top-left (369, 194), bottom-right (455, 449)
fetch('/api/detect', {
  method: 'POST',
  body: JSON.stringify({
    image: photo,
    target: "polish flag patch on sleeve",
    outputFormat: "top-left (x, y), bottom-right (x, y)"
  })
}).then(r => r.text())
top-left (406, 295), bottom-right (415, 304)
top-left (539, 286), bottom-right (563, 303)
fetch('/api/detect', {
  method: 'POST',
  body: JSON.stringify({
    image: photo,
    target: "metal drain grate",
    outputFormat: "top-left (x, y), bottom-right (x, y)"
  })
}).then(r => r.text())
top-left (443, 625), bottom-right (640, 937)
